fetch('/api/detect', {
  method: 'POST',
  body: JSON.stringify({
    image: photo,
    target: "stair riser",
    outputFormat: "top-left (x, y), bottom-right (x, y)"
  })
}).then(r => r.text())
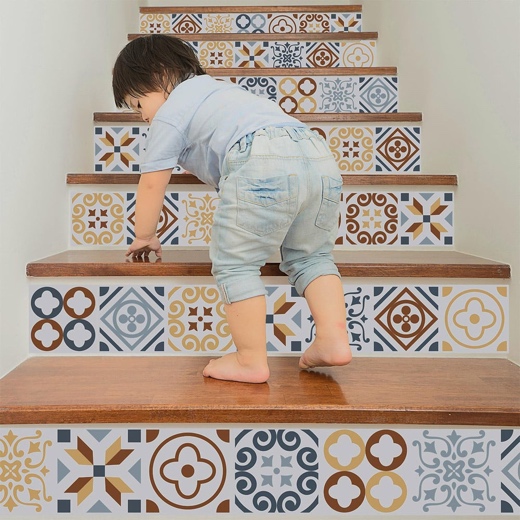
top-left (69, 189), bottom-right (454, 248)
top-left (140, 11), bottom-right (362, 34)
top-left (29, 282), bottom-right (508, 355)
top-left (179, 39), bottom-right (376, 69)
top-left (94, 124), bottom-right (417, 174)
top-left (2, 426), bottom-right (518, 516)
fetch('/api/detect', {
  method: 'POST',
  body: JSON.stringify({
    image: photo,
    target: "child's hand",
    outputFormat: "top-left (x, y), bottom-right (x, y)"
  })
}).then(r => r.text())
top-left (126, 236), bottom-right (162, 259)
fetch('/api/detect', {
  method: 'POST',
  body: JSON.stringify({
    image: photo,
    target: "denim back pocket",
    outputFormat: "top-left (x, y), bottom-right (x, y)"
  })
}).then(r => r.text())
top-left (315, 175), bottom-right (343, 231)
top-left (237, 174), bottom-right (297, 236)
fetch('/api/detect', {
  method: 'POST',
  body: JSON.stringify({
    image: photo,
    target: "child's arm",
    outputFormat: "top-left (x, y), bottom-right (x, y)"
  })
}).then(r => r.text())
top-left (126, 169), bottom-right (172, 258)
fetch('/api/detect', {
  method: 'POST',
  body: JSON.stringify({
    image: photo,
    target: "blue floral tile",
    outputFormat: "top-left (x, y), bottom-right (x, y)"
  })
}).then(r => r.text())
top-left (359, 76), bottom-right (399, 113)
top-left (235, 76), bottom-right (278, 101)
top-left (234, 429), bottom-right (319, 513)
top-left (235, 13), bottom-right (267, 33)
top-left (344, 286), bottom-right (373, 352)
top-left (99, 286), bottom-right (165, 352)
top-left (319, 77), bottom-right (357, 112)
top-left (501, 430), bottom-right (520, 513)
top-left (271, 41), bottom-right (305, 68)
top-left (410, 429), bottom-right (500, 514)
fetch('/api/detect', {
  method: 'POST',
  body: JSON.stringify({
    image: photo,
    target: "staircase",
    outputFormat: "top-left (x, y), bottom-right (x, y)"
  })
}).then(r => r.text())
top-left (1, 3), bottom-right (519, 517)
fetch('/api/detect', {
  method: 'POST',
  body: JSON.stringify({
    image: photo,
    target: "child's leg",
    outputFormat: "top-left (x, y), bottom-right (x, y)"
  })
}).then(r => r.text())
top-left (299, 275), bottom-right (352, 369)
top-left (203, 295), bottom-right (270, 383)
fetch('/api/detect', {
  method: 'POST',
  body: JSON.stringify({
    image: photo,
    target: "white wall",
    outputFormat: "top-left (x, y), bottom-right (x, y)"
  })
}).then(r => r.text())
top-left (0, 0), bottom-right (142, 378)
top-left (361, 0), bottom-right (520, 364)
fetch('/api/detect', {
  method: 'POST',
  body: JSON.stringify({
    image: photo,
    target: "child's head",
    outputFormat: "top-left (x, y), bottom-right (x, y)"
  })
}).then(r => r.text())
top-left (112, 34), bottom-right (206, 110)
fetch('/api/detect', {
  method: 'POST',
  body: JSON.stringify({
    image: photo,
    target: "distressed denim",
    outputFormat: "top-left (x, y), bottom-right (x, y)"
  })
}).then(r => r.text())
top-left (210, 126), bottom-right (342, 304)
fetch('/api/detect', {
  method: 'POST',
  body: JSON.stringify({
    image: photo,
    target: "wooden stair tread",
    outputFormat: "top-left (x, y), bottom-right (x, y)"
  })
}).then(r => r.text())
top-left (67, 174), bottom-right (457, 186)
top-left (141, 5), bottom-right (363, 14)
top-left (94, 112), bottom-right (420, 123)
top-left (129, 32), bottom-right (377, 42)
top-left (26, 250), bottom-right (510, 278)
top-left (1, 357), bottom-right (518, 425)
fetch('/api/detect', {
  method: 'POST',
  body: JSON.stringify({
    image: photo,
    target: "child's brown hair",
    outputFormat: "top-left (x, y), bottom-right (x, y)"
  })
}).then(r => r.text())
top-left (112, 34), bottom-right (206, 109)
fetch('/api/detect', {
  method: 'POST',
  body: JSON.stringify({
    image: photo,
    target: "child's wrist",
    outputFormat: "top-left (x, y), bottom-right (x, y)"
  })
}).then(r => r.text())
top-left (135, 234), bottom-right (156, 241)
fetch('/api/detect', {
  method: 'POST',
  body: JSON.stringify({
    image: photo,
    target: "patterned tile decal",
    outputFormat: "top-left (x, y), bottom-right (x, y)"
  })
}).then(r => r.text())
top-left (184, 39), bottom-right (375, 68)
top-left (171, 13), bottom-right (203, 34)
top-left (71, 193), bottom-right (125, 246)
top-left (73, 190), bottom-right (452, 248)
top-left (501, 429), bottom-right (520, 513)
top-left (339, 192), bottom-right (399, 246)
top-left (335, 191), bottom-right (454, 247)
top-left (199, 41), bottom-right (235, 68)
top-left (94, 125), bottom-right (184, 174)
top-left (94, 123), bottom-right (417, 174)
top-left (265, 286), bottom-right (313, 353)
top-left (2, 427), bottom-right (516, 515)
top-left (407, 429), bottom-right (501, 515)
top-left (235, 429), bottom-right (320, 513)
top-left (94, 126), bottom-right (147, 173)
top-left (139, 11), bottom-right (362, 34)
top-left (99, 286), bottom-right (165, 352)
top-left (373, 286), bottom-right (439, 352)
top-left (399, 192), bottom-right (454, 246)
top-left (126, 192), bottom-right (181, 246)
top-left (440, 286), bottom-right (509, 353)
top-left (30, 286), bottom-right (97, 352)
top-left (227, 75), bottom-right (397, 113)
top-left (140, 13), bottom-right (172, 34)
top-left (0, 429), bottom-right (55, 514)
top-left (168, 286), bottom-right (232, 353)
top-left (177, 191), bottom-right (218, 246)
top-left (30, 284), bottom-right (508, 354)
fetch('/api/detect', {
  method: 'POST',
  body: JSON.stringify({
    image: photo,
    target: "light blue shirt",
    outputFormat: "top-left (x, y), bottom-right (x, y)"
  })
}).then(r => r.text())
top-left (140, 74), bottom-right (306, 187)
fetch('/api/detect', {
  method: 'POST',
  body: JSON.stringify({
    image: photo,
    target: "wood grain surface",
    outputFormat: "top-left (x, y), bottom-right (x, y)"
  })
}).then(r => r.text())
top-left (26, 250), bottom-right (510, 278)
top-left (1, 357), bottom-right (518, 425)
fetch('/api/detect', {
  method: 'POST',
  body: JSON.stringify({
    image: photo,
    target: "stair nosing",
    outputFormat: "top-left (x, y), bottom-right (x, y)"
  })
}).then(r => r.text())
top-left (26, 250), bottom-right (511, 279)
top-left (94, 112), bottom-right (419, 123)
top-left (140, 5), bottom-right (364, 15)
top-left (128, 32), bottom-right (377, 42)
top-left (67, 173), bottom-right (458, 186)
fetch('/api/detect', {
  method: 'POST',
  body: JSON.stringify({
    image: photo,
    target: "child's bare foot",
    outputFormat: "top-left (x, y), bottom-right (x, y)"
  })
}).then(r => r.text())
top-left (299, 333), bottom-right (352, 369)
top-left (203, 352), bottom-right (270, 383)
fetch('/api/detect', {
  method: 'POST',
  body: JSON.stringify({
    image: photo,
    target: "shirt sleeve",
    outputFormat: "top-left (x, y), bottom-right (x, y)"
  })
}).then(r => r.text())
top-left (140, 119), bottom-right (185, 173)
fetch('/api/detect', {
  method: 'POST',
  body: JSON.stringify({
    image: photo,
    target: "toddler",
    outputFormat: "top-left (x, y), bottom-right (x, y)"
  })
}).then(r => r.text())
top-left (112, 34), bottom-right (352, 383)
